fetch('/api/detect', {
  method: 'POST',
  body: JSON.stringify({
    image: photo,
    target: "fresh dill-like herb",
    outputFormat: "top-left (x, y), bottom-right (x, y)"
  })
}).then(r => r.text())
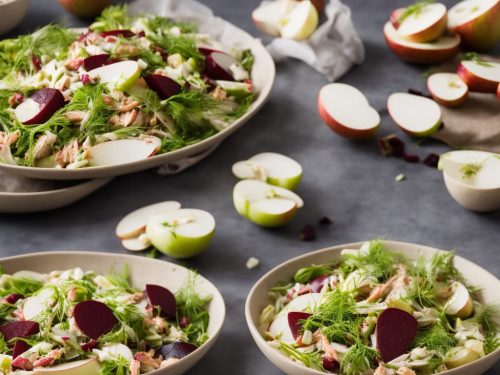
top-left (484, 334), bottom-right (500, 355)
top-left (1, 276), bottom-right (43, 296)
top-left (293, 264), bottom-right (332, 284)
top-left (105, 265), bottom-right (137, 292)
top-left (148, 33), bottom-right (204, 68)
top-left (463, 52), bottom-right (494, 67)
top-left (340, 341), bottom-right (378, 375)
top-left (141, 15), bottom-right (197, 35)
top-left (413, 322), bottom-right (457, 355)
top-left (277, 341), bottom-right (324, 371)
top-left (98, 355), bottom-right (130, 375)
top-left (398, 0), bottom-right (434, 23)
top-left (91, 5), bottom-right (131, 32)
top-left (470, 304), bottom-right (499, 335)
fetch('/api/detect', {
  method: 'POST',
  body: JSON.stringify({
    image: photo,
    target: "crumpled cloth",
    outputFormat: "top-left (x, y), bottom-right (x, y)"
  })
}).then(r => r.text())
top-left (265, 0), bottom-right (365, 81)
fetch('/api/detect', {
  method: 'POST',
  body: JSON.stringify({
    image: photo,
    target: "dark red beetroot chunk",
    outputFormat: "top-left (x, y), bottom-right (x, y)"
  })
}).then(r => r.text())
top-left (80, 339), bottom-right (98, 352)
top-left (198, 47), bottom-right (222, 56)
top-left (4, 293), bottom-right (23, 304)
top-left (83, 54), bottom-right (111, 71)
top-left (287, 311), bottom-right (312, 340)
top-left (322, 356), bottom-right (340, 372)
top-left (73, 300), bottom-right (118, 340)
top-left (310, 275), bottom-right (328, 293)
top-left (144, 74), bottom-right (182, 100)
top-left (403, 153), bottom-right (420, 163)
top-left (13, 340), bottom-right (31, 358)
top-left (423, 153), bottom-right (440, 168)
top-left (376, 308), bottom-right (417, 362)
top-left (158, 341), bottom-right (198, 360)
top-left (204, 52), bottom-right (236, 81)
top-left (146, 284), bottom-right (177, 319)
top-left (22, 88), bottom-right (65, 125)
top-left (0, 321), bottom-right (39, 341)
top-left (100, 29), bottom-right (136, 38)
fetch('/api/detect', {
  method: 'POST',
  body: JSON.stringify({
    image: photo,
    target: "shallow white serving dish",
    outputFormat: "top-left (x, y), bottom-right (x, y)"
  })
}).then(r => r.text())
top-left (0, 0), bottom-right (30, 35)
top-left (245, 240), bottom-right (500, 375)
top-left (0, 251), bottom-right (226, 375)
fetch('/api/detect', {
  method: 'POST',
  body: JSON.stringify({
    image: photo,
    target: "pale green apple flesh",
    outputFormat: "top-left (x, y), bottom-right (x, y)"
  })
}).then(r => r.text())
top-left (146, 209), bottom-right (215, 259)
top-left (279, 1), bottom-right (319, 40)
top-left (88, 60), bottom-right (141, 91)
top-left (445, 281), bottom-right (474, 318)
top-left (33, 358), bottom-right (100, 375)
top-left (445, 347), bottom-right (481, 369)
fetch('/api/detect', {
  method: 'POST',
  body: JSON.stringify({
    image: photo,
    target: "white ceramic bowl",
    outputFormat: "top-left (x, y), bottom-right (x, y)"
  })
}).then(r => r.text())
top-left (0, 251), bottom-right (226, 375)
top-left (0, 0), bottom-right (30, 35)
top-left (245, 240), bottom-right (500, 375)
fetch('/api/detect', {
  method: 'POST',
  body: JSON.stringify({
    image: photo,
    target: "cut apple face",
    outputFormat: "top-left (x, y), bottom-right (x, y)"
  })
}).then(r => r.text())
top-left (279, 1), bottom-right (319, 40)
top-left (146, 209), bottom-right (215, 259)
top-left (252, 0), bottom-right (292, 37)
top-left (87, 60), bottom-right (140, 91)
top-left (445, 282), bottom-right (474, 318)
top-left (427, 73), bottom-right (468, 107)
top-left (387, 93), bottom-right (442, 137)
top-left (384, 22), bottom-right (460, 64)
top-left (397, 3), bottom-right (447, 43)
top-left (232, 152), bottom-right (303, 190)
top-left (457, 59), bottom-right (500, 93)
top-left (23, 288), bottom-right (56, 320)
top-left (233, 179), bottom-right (303, 227)
top-left (87, 139), bottom-right (158, 167)
top-left (15, 88), bottom-right (65, 125)
top-left (445, 347), bottom-right (481, 369)
top-left (33, 358), bottom-right (101, 375)
top-left (318, 83), bottom-right (380, 139)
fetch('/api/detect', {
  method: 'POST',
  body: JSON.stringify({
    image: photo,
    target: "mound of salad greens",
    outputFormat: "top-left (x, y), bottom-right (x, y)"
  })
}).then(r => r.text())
top-left (0, 5), bottom-right (255, 168)
top-left (261, 240), bottom-right (499, 375)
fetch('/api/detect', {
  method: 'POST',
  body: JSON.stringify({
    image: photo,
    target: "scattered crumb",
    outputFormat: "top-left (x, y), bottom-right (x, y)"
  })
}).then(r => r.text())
top-left (246, 257), bottom-right (260, 269)
top-left (395, 174), bottom-right (406, 182)
top-left (423, 153), bottom-right (440, 168)
top-left (300, 225), bottom-right (316, 241)
top-left (318, 216), bottom-right (333, 226)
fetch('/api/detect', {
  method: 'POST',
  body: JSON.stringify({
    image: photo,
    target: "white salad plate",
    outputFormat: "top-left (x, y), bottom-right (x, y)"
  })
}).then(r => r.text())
top-left (0, 251), bottom-right (226, 375)
top-left (245, 240), bottom-right (500, 375)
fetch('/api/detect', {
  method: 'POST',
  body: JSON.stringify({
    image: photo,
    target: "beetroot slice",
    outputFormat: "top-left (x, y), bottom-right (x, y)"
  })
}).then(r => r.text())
top-left (4, 293), bottom-right (23, 304)
top-left (144, 74), bottom-right (182, 99)
top-left (100, 29), bottom-right (136, 38)
top-left (146, 284), bottom-right (177, 319)
top-left (0, 321), bottom-right (39, 341)
top-left (158, 341), bottom-right (197, 360)
top-left (198, 47), bottom-right (222, 56)
top-left (73, 300), bottom-right (118, 339)
top-left (287, 311), bottom-right (312, 340)
top-left (376, 308), bottom-right (417, 362)
top-left (13, 340), bottom-right (31, 358)
top-left (83, 54), bottom-right (111, 71)
top-left (322, 356), bottom-right (340, 372)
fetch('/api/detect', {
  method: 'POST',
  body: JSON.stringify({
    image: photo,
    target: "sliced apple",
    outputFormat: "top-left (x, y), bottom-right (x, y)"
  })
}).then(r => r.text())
top-left (87, 60), bottom-right (140, 91)
top-left (384, 22), bottom-right (460, 64)
top-left (445, 282), bottom-right (474, 318)
top-left (427, 73), bottom-right (468, 107)
top-left (445, 347), bottom-right (481, 369)
top-left (23, 287), bottom-right (56, 320)
top-left (232, 152), bottom-right (302, 190)
top-left (146, 209), bottom-right (215, 259)
top-left (33, 358), bottom-right (101, 375)
top-left (215, 80), bottom-right (253, 99)
top-left (233, 180), bottom-right (303, 227)
top-left (87, 139), bottom-right (157, 167)
top-left (252, 0), bottom-right (292, 37)
top-left (15, 88), bottom-right (65, 125)
top-left (144, 74), bottom-right (181, 99)
top-left (397, 3), bottom-right (447, 43)
top-left (279, 1), bottom-right (319, 40)
top-left (387, 93), bottom-right (442, 136)
top-left (121, 236), bottom-right (150, 252)
top-left (318, 83), bottom-right (380, 139)
top-left (101, 343), bottom-right (133, 362)
top-left (457, 59), bottom-right (500, 93)
top-left (448, 0), bottom-right (500, 51)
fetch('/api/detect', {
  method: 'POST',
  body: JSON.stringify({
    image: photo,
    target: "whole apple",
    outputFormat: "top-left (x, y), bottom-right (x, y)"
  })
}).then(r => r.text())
top-left (59, 0), bottom-right (110, 19)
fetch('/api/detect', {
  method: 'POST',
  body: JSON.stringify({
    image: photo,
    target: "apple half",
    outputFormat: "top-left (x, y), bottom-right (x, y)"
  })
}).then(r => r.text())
top-left (445, 281), bottom-right (474, 318)
top-left (384, 22), bottom-right (460, 64)
top-left (279, 1), bottom-right (319, 40)
top-left (397, 3), bottom-right (447, 43)
top-left (33, 358), bottom-right (101, 375)
top-left (252, 0), bottom-right (292, 37)
top-left (457, 59), bottom-right (500, 93)
top-left (233, 179), bottom-right (303, 227)
top-left (318, 83), bottom-right (380, 139)
top-left (232, 152), bottom-right (302, 190)
top-left (387, 93), bottom-right (442, 136)
top-left (448, 0), bottom-right (500, 51)
top-left (87, 60), bottom-right (140, 91)
top-left (427, 73), bottom-right (468, 107)
top-left (87, 139), bottom-right (158, 167)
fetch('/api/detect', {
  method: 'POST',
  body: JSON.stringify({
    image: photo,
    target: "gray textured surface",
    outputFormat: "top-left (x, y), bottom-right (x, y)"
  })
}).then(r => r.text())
top-left (0, 0), bottom-right (499, 374)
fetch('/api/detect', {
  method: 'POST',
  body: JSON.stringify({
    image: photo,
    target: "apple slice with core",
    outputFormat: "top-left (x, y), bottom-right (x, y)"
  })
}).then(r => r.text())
top-left (0, 321), bottom-right (39, 341)
top-left (288, 311), bottom-right (311, 340)
top-left (144, 74), bottom-right (181, 99)
top-left (397, 3), bottom-right (447, 43)
top-left (448, 0), bottom-right (500, 51)
top-left (73, 300), bottom-right (118, 339)
top-left (146, 209), bottom-right (215, 259)
top-left (146, 284), bottom-right (177, 319)
top-left (252, 0), bottom-right (292, 37)
top-left (318, 83), bottom-right (380, 139)
top-left (384, 22), bottom-right (460, 64)
top-left (87, 60), bottom-right (140, 91)
top-left (427, 73), bottom-right (468, 106)
top-left (233, 180), bottom-right (303, 227)
top-left (279, 1), bottom-right (319, 40)
top-left (376, 308), bottom-right (418, 362)
top-left (158, 342), bottom-right (198, 360)
top-left (387, 93), bottom-right (442, 136)
top-left (457, 59), bottom-right (500, 93)
top-left (33, 358), bottom-right (101, 375)
top-left (445, 282), bottom-right (474, 318)
top-left (204, 52), bottom-right (237, 81)
top-left (87, 139), bottom-right (158, 167)
top-left (15, 88), bottom-right (65, 125)
top-left (232, 152), bottom-right (303, 190)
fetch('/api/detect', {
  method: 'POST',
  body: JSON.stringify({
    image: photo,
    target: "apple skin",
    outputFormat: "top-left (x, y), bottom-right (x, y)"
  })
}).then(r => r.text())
top-left (233, 193), bottom-right (297, 228)
top-left (59, 0), bottom-right (110, 19)
top-left (401, 13), bottom-right (447, 43)
top-left (17, 88), bottom-right (65, 125)
top-left (445, 348), bottom-right (481, 369)
top-left (497, 83), bottom-right (500, 102)
top-left (267, 174), bottom-right (302, 191)
top-left (457, 62), bottom-right (499, 93)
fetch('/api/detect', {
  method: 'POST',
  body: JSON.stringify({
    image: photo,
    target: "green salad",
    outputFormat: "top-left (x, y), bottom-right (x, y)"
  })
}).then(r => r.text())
top-left (0, 5), bottom-right (254, 168)
top-left (260, 240), bottom-right (499, 375)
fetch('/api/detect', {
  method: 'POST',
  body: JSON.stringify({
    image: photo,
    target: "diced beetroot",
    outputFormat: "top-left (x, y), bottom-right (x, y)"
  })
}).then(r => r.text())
top-left (83, 54), bottom-right (111, 71)
top-left (11, 356), bottom-right (33, 371)
top-left (322, 356), bottom-right (340, 372)
top-left (179, 316), bottom-right (190, 328)
top-left (13, 340), bottom-right (30, 358)
top-left (145, 284), bottom-right (177, 319)
top-left (100, 29), bottom-right (136, 38)
top-left (144, 74), bottom-right (182, 99)
top-left (423, 153), bottom-right (440, 168)
top-left (73, 300), bottom-right (118, 339)
top-left (310, 275), bottom-right (328, 293)
top-left (158, 341), bottom-right (197, 360)
top-left (403, 153), bottom-right (420, 163)
top-left (204, 52), bottom-right (236, 81)
top-left (80, 339), bottom-right (98, 352)
top-left (376, 308), bottom-right (417, 362)
top-left (0, 321), bottom-right (39, 341)
top-left (4, 293), bottom-right (23, 304)
top-left (31, 54), bottom-right (41, 71)
top-left (81, 74), bottom-right (91, 85)
top-left (287, 311), bottom-right (312, 340)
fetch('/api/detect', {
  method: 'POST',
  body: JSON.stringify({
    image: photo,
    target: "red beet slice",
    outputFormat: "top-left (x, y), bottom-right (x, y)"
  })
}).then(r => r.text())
top-left (322, 356), bottom-right (340, 372)
top-left (100, 29), bottom-right (136, 38)
top-left (83, 54), bottom-right (111, 71)
top-left (4, 293), bottom-right (23, 304)
top-left (73, 300), bottom-right (118, 339)
top-left (287, 311), bottom-right (312, 340)
top-left (144, 74), bottom-right (182, 99)
top-left (204, 52), bottom-right (236, 81)
top-left (80, 339), bottom-right (98, 352)
top-left (376, 308), bottom-right (417, 362)
top-left (158, 341), bottom-right (197, 360)
top-left (16, 88), bottom-right (65, 125)
top-left (310, 275), bottom-right (328, 293)
top-left (146, 284), bottom-right (177, 319)
top-left (198, 47), bottom-right (222, 56)
top-left (13, 340), bottom-right (30, 358)
top-left (0, 321), bottom-right (39, 341)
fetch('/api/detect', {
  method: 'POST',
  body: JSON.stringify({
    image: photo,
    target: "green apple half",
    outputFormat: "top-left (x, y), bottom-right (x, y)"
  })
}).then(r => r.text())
top-left (88, 60), bottom-right (141, 91)
top-left (233, 179), bottom-right (303, 227)
top-left (387, 93), bottom-right (442, 137)
top-left (146, 209), bottom-right (215, 259)
top-left (33, 358), bottom-right (100, 375)
top-left (232, 152), bottom-right (303, 190)
top-left (445, 281), bottom-right (474, 318)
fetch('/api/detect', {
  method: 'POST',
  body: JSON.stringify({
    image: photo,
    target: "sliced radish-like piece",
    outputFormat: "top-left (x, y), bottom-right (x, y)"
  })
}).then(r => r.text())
top-left (146, 284), bottom-right (177, 319)
top-left (387, 93), bottom-right (442, 136)
top-left (287, 311), bottom-right (311, 340)
top-left (318, 83), bottom-right (380, 139)
top-left (33, 358), bottom-right (101, 375)
top-left (397, 3), bottom-right (447, 43)
top-left (87, 139), bottom-right (157, 167)
top-left (279, 1), bottom-right (319, 40)
top-left (251, 0), bottom-right (292, 37)
top-left (83, 54), bottom-right (111, 71)
top-left (144, 74), bottom-right (181, 99)
top-left (73, 300), bottom-right (118, 339)
top-left (158, 342), bottom-right (198, 360)
top-left (427, 73), bottom-right (468, 107)
top-left (13, 270), bottom-right (45, 282)
top-left (100, 29), bottom-right (136, 38)
top-left (87, 60), bottom-right (140, 91)
top-left (13, 340), bottom-right (30, 359)
top-left (204, 52), bottom-right (237, 81)
top-left (390, 8), bottom-right (405, 29)
top-left (269, 313), bottom-right (295, 343)
top-left (0, 321), bottom-right (39, 341)
top-left (376, 308), bottom-right (417, 362)
top-left (23, 288), bottom-right (56, 320)
top-left (457, 59), bottom-right (500, 93)
top-left (15, 88), bottom-right (65, 125)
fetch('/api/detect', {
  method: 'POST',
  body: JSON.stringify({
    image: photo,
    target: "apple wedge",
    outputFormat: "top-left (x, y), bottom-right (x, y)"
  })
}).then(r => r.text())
top-left (384, 22), bottom-right (460, 64)
top-left (318, 83), bottom-right (380, 139)
top-left (15, 88), bottom-right (65, 125)
top-left (445, 347), bottom-right (481, 369)
top-left (457, 59), bottom-right (500, 93)
top-left (146, 209), bottom-right (215, 259)
top-left (387, 93), bottom-right (442, 136)
top-left (233, 180), bottom-right (303, 227)
top-left (232, 152), bottom-right (303, 190)
top-left (33, 358), bottom-right (101, 375)
top-left (87, 139), bottom-right (158, 167)
top-left (448, 0), bottom-right (500, 51)
top-left (427, 73), bottom-right (468, 106)
top-left (397, 3), bottom-right (447, 43)
top-left (121, 236), bottom-right (151, 252)
top-left (87, 60), bottom-right (140, 91)
top-left (279, 1), bottom-right (319, 40)
top-left (445, 281), bottom-right (474, 318)
top-left (252, 0), bottom-right (292, 37)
